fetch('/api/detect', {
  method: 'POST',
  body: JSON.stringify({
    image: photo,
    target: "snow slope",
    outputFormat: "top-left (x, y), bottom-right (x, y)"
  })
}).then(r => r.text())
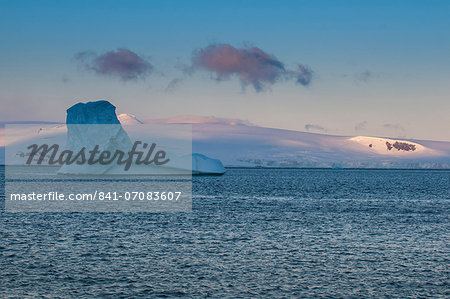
top-left (144, 115), bottom-right (253, 126)
top-left (2, 113), bottom-right (450, 169)
top-left (189, 123), bottom-right (450, 168)
top-left (139, 115), bottom-right (450, 168)
top-left (118, 113), bottom-right (144, 124)
top-left (201, 125), bottom-right (450, 168)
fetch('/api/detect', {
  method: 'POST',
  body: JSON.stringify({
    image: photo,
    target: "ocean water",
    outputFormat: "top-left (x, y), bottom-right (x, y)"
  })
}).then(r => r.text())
top-left (0, 167), bottom-right (449, 297)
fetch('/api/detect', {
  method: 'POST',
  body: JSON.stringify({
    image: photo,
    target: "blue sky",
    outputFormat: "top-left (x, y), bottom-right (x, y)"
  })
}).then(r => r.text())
top-left (1, 0), bottom-right (449, 140)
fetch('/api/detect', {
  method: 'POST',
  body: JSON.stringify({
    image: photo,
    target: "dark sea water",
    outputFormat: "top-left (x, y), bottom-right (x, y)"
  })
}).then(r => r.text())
top-left (1, 167), bottom-right (449, 298)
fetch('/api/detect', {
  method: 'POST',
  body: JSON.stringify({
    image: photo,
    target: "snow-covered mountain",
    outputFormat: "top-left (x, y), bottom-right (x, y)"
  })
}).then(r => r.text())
top-left (189, 123), bottom-right (450, 168)
top-left (118, 114), bottom-right (252, 126)
top-left (121, 114), bottom-right (450, 168)
top-left (144, 115), bottom-right (253, 126)
top-left (117, 113), bottom-right (144, 124)
top-left (2, 114), bottom-right (450, 168)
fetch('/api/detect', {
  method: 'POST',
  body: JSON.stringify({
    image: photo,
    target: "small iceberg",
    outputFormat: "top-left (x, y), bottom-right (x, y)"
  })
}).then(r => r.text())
top-left (192, 153), bottom-right (225, 175)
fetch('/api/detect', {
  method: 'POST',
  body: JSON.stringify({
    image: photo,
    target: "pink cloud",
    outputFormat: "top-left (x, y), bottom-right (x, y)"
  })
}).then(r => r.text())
top-left (75, 49), bottom-right (153, 81)
top-left (191, 44), bottom-right (313, 91)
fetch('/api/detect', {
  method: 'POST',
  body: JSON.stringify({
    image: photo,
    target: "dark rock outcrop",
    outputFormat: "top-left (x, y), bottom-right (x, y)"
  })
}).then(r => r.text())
top-left (386, 141), bottom-right (416, 152)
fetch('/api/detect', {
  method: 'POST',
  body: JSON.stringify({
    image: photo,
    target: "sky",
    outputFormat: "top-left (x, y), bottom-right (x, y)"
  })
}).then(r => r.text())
top-left (0, 0), bottom-right (449, 141)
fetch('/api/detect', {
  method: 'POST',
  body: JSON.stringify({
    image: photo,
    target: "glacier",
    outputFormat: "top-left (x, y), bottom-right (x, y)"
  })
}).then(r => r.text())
top-left (189, 123), bottom-right (450, 169)
top-left (1, 101), bottom-right (449, 169)
top-left (126, 114), bottom-right (450, 169)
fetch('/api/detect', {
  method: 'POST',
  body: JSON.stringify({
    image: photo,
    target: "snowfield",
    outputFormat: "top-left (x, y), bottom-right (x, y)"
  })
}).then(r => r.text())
top-left (117, 113), bottom-right (144, 124)
top-left (348, 136), bottom-right (441, 157)
top-left (2, 113), bottom-right (450, 169)
top-left (188, 122), bottom-right (450, 168)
